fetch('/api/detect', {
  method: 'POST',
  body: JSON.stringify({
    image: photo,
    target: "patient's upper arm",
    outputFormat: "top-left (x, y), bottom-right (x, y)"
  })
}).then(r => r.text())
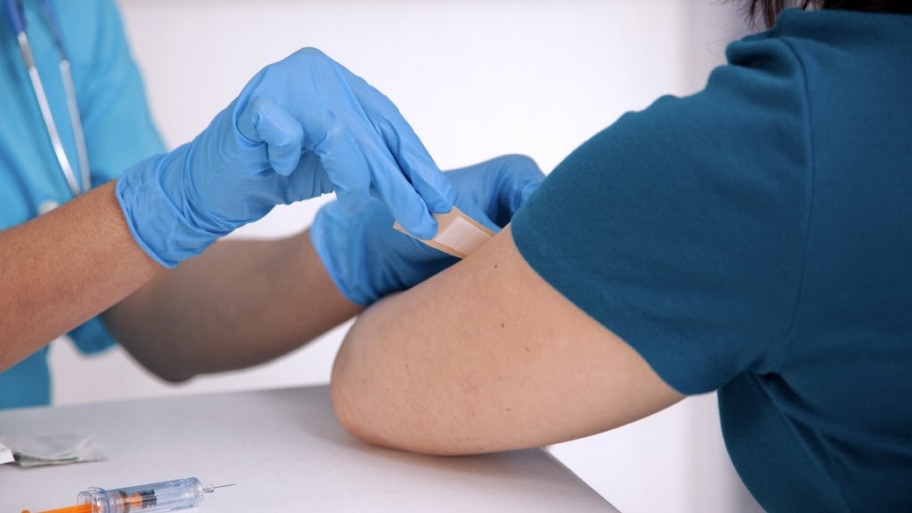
top-left (329, 224), bottom-right (683, 456)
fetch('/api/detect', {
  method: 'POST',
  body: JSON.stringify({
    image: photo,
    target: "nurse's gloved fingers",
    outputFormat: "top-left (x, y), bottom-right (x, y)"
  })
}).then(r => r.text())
top-left (315, 131), bottom-right (440, 241)
top-left (349, 128), bottom-right (441, 239)
top-left (441, 155), bottom-right (545, 229)
top-left (287, 154), bottom-right (334, 198)
top-left (309, 124), bottom-right (373, 214)
top-left (492, 154), bottom-right (545, 213)
top-left (339, 66), bottom-right (455, 214)
top-left (312, 79), bottom-right (440, 239)
top-left (371, 115), bottom-right (455, 214)
top-left (237, 97), bottom-right (304, 176)
top-left (369, 161), bottom-right (440, 240)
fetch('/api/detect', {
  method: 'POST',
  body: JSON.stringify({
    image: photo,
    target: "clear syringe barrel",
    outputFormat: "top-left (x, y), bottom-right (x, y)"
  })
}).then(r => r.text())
top-left (77, 477), bottom-right (207, 513)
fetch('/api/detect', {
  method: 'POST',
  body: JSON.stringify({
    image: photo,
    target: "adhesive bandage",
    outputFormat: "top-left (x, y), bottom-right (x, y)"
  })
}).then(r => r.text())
top-left (394, 206), bottom-right (494, 259)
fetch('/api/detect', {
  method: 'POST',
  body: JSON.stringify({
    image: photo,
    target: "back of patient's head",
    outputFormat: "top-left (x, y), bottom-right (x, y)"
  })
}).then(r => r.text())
top-left (742, 0), bottom-right (912, 27)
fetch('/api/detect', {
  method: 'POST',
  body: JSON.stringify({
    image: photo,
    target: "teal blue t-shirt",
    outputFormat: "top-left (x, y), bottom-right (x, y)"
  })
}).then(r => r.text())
top-left (513, 8), bottom-right (912, 513)
top-left (0, 0), bottom-right (165, 408)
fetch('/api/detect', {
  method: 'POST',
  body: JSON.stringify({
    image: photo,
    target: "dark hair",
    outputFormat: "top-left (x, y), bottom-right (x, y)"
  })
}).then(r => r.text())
top-left (747, 0), bottom-right (912, 27)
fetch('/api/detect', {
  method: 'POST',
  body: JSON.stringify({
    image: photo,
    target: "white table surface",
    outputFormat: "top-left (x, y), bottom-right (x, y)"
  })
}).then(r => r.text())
top-left (0, 385), bottom-right (619, 512)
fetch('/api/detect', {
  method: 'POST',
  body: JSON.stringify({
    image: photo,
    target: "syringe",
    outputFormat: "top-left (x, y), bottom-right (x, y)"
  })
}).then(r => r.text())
top-left (22, 477), bottom-right (233, 513)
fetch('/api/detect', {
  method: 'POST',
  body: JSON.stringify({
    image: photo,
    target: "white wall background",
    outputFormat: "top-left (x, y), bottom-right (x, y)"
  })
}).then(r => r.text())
top-left (49, 1), bottom-right (762, 512)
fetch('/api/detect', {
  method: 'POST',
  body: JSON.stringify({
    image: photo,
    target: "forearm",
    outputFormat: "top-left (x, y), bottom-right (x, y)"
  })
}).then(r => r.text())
top-left (105, 230), bottom-right (363, 382)
top-left (0, 181), bottom-right (161, 372)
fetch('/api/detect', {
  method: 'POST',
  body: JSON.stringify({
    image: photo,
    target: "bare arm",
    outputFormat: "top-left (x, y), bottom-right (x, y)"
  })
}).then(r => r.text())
top-left (104, 230), bottom-right (363, 382)
top-left (0, 178), bottom-right (360, 381)
top-left (330, 224), bottom-right (684, 456)
top-left (0, 181), bottom-right (161, 372)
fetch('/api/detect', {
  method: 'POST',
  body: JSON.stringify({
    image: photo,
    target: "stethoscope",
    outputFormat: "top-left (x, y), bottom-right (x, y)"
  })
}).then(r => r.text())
top-left (4, 0), bottom-right (90, 197)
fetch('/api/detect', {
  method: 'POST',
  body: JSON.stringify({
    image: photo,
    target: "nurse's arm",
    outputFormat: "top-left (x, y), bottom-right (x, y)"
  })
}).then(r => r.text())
top-left (0, 182), bottom-right (161, 372)
top-left (103, 230), bottom-right (362, 382)
top-left (329, 224), bottom-right (684, 455)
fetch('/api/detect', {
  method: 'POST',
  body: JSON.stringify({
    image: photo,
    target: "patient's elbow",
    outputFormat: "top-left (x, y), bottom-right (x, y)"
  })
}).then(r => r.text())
top-left (137, 357), bottom-right (196, 384)
top-left (329, 349), bottom-right (459, 457)
top-left (329, 376), bottom-right (376, 445)
top-left (328, 347), bottom-right (397, 451)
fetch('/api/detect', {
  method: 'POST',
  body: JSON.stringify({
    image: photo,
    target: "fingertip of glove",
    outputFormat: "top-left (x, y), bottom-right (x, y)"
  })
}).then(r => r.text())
top-left (268, 149), bottom-right (301, 176)
top-left (418, 182), bottom-right (455, 216)
top-left (403, 213), bottom-right (439, 241)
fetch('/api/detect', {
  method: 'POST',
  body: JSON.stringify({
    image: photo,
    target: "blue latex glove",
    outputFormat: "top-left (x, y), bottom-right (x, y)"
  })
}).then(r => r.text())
top-left (116, 48), bottom-right (452, 267)
top-left (311, 154), bottom-right (545, 306)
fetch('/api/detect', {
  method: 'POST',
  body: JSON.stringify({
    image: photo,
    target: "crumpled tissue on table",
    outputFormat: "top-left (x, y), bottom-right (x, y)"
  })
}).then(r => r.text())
top-left (0, 434), bottom-right (106, 467)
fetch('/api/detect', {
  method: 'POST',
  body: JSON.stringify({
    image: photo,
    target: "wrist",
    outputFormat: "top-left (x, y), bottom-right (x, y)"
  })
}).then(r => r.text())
top-left (116, 152), bottom-right (227, 267)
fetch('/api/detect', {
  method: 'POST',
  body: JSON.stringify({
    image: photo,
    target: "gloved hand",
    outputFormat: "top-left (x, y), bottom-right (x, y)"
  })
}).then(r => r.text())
top-left (116, 47), bottom-right (452, 267)
top-left (311, 154), bottom-right (544, 306)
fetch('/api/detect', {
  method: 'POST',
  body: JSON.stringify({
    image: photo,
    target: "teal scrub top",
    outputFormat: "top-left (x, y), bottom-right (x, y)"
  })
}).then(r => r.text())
top-left (0, 0), bottom-right (165, 409)
top-left (513, 8), bottom-right (912, 513)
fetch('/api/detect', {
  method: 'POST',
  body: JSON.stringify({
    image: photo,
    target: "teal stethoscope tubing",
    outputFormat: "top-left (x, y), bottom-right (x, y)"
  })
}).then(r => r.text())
top-left (5, 0), bottom-right (90, 197)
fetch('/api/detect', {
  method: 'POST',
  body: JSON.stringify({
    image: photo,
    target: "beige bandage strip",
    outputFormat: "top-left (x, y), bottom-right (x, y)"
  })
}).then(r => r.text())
top-left (394, 206), bottom-right (494, 259)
